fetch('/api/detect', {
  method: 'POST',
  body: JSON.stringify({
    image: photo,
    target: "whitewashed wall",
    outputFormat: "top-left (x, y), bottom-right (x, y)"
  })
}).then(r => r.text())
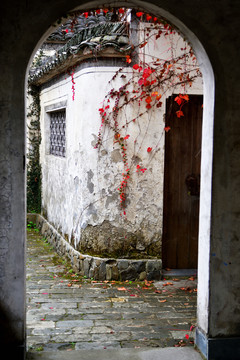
top-left (39, 28), bottom-right (203, 259)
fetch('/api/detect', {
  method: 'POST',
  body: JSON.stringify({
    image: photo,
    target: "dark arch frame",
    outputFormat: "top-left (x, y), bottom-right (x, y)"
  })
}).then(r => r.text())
top-left (1, 1), bottom-right (240, 360)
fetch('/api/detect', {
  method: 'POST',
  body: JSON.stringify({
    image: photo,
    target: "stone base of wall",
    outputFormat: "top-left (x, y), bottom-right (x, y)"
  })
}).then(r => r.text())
top-left (27, 213), bottom-right (162, 281)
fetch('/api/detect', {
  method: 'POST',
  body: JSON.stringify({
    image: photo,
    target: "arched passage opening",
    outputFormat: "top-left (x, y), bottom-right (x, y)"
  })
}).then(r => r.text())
top-left (1, 1), bottom-right (228, 359)
top-left (25, 2), bottom-right (214, 358)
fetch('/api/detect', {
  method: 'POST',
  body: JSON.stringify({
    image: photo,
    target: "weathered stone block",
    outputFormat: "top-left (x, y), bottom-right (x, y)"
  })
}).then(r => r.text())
top-left (146, 260), bottom-right (162, 280)
top-left (111, 265), bottom-right (119, 280)
top-left (106, 264), bottom-right (112, 281)
top-left (139, 271), bottom-right (147, 280)
top-left (118, 260), bottom-right (129, 271)
top-left (98, 261), bottom-right (106, 281)
top-left (84, 258), bottom-right (91, 276)
top-left (132, 261), bottom-right (145, 273)
top-left (120, 266), bottom-right (137, 281)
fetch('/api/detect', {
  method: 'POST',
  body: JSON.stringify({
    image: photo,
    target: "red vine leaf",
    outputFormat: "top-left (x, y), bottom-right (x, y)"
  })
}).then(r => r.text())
top-left (164, 126), bottom-right (171, 132)
top-left (174, 96), bottom-right (182, 105)
top-left (133, 64), bottom-right (140, 70)
top-left (136, 12), bottom-right (144, 17)
top-left (147, 147), bottom-right (152, 152)
top-left (140, 41), bottom-right (148, 48)
top-left (126, 55), bottom-right (132, 64)
top-left (176, 110), bottom-right (184, 118)
top-left (145, 96), bottom-right (152, 104)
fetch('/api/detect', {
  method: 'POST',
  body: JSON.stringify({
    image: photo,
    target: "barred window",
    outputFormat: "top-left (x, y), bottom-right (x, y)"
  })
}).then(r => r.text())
top-left (50, 110), bottom-right (66, 157)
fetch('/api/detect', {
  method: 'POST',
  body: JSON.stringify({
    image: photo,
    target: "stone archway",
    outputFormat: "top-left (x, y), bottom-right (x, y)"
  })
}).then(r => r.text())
top-left (2, 1), bottom-right (240, 360)
top-left (26, 2), bottom-right (214, 356)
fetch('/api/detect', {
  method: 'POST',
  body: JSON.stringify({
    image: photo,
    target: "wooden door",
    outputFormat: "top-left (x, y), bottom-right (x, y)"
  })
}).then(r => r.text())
top-left (162, 95), bottom-right (203, 269)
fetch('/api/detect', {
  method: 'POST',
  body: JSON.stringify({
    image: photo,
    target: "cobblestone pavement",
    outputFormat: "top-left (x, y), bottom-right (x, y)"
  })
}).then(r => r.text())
top-left (26, 230), bottom-right (198, 354)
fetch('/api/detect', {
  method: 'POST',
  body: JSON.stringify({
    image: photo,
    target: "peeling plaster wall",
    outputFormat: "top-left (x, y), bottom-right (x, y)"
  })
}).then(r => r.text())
top-left (39, 29), bottom-right (202, 259)
top-left (40, 66), bottom-right (165, 258)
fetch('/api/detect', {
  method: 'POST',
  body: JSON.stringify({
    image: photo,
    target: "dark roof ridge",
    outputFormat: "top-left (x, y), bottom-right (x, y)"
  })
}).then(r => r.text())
top-left (29, 21), bottom-right (131, 85)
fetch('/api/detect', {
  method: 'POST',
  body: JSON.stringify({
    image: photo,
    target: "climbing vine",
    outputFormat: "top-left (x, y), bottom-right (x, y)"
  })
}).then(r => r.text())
top-left (27, 85), bottom-right (42, 213)
top-left (28, 7), bottom-right (202, 219)
top-left (91, 8), bottom-right (202, 214)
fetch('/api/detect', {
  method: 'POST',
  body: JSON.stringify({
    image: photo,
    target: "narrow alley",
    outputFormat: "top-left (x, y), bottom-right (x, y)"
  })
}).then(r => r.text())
top-left (26, 229), bottom-right (198, 356)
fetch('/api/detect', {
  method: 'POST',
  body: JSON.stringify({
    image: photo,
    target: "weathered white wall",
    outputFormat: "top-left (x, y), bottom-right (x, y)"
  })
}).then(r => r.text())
top-left (39, 28), bottom-right (202, 259)
top-left (40, 66), bottom-right (165, 257)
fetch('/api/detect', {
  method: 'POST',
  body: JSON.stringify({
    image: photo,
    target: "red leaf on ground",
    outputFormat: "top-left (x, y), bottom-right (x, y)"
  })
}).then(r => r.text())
top-left (117, 287), bottom-right (127, 291)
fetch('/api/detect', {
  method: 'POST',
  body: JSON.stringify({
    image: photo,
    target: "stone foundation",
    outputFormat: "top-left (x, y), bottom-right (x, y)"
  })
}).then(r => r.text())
top-left (27, 213), bottom-right (162, 281)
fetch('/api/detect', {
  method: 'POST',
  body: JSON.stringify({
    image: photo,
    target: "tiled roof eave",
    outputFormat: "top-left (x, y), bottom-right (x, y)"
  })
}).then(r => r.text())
top-left (29, 21), bottom-right (131, 86)
top-left (29, 46), bottom-right (131, 86)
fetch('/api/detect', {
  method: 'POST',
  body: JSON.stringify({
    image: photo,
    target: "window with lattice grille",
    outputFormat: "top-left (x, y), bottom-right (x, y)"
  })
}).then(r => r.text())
top-left (49, 110), bottom-right (66, 157)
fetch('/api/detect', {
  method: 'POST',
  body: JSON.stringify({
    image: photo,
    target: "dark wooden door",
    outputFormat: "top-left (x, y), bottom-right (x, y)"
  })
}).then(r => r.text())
top-left (162, 95), bottom-right (203, 269)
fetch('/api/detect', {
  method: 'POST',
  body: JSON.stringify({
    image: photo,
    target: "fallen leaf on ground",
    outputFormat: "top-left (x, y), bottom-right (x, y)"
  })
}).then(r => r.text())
top-left (67, 283), bottom-right (72, 287)
top-left (159, 299), bottom-right (167, 303)
top-left (163, 282), bottom-right (173, 286)
top-left (117, 287), bottom-right (127, 291)
top-left (165, 268), bottom-right (171, 271)
top-left (172, 278), bottom-right (180, 281)
top-left (188, 276), bottom-right (195, 281)
top-left (154, 290), bottom-right (161, 293)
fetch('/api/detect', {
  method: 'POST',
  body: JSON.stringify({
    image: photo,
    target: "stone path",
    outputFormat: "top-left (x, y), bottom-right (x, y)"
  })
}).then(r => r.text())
top-left (26, 230), bottom-right (198, 354)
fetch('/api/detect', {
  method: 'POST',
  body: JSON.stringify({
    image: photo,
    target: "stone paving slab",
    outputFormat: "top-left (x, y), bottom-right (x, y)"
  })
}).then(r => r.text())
top-left (26, 347), bottom-right (202, 360)
top-left (26, 230), bottom-right (198, 355)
